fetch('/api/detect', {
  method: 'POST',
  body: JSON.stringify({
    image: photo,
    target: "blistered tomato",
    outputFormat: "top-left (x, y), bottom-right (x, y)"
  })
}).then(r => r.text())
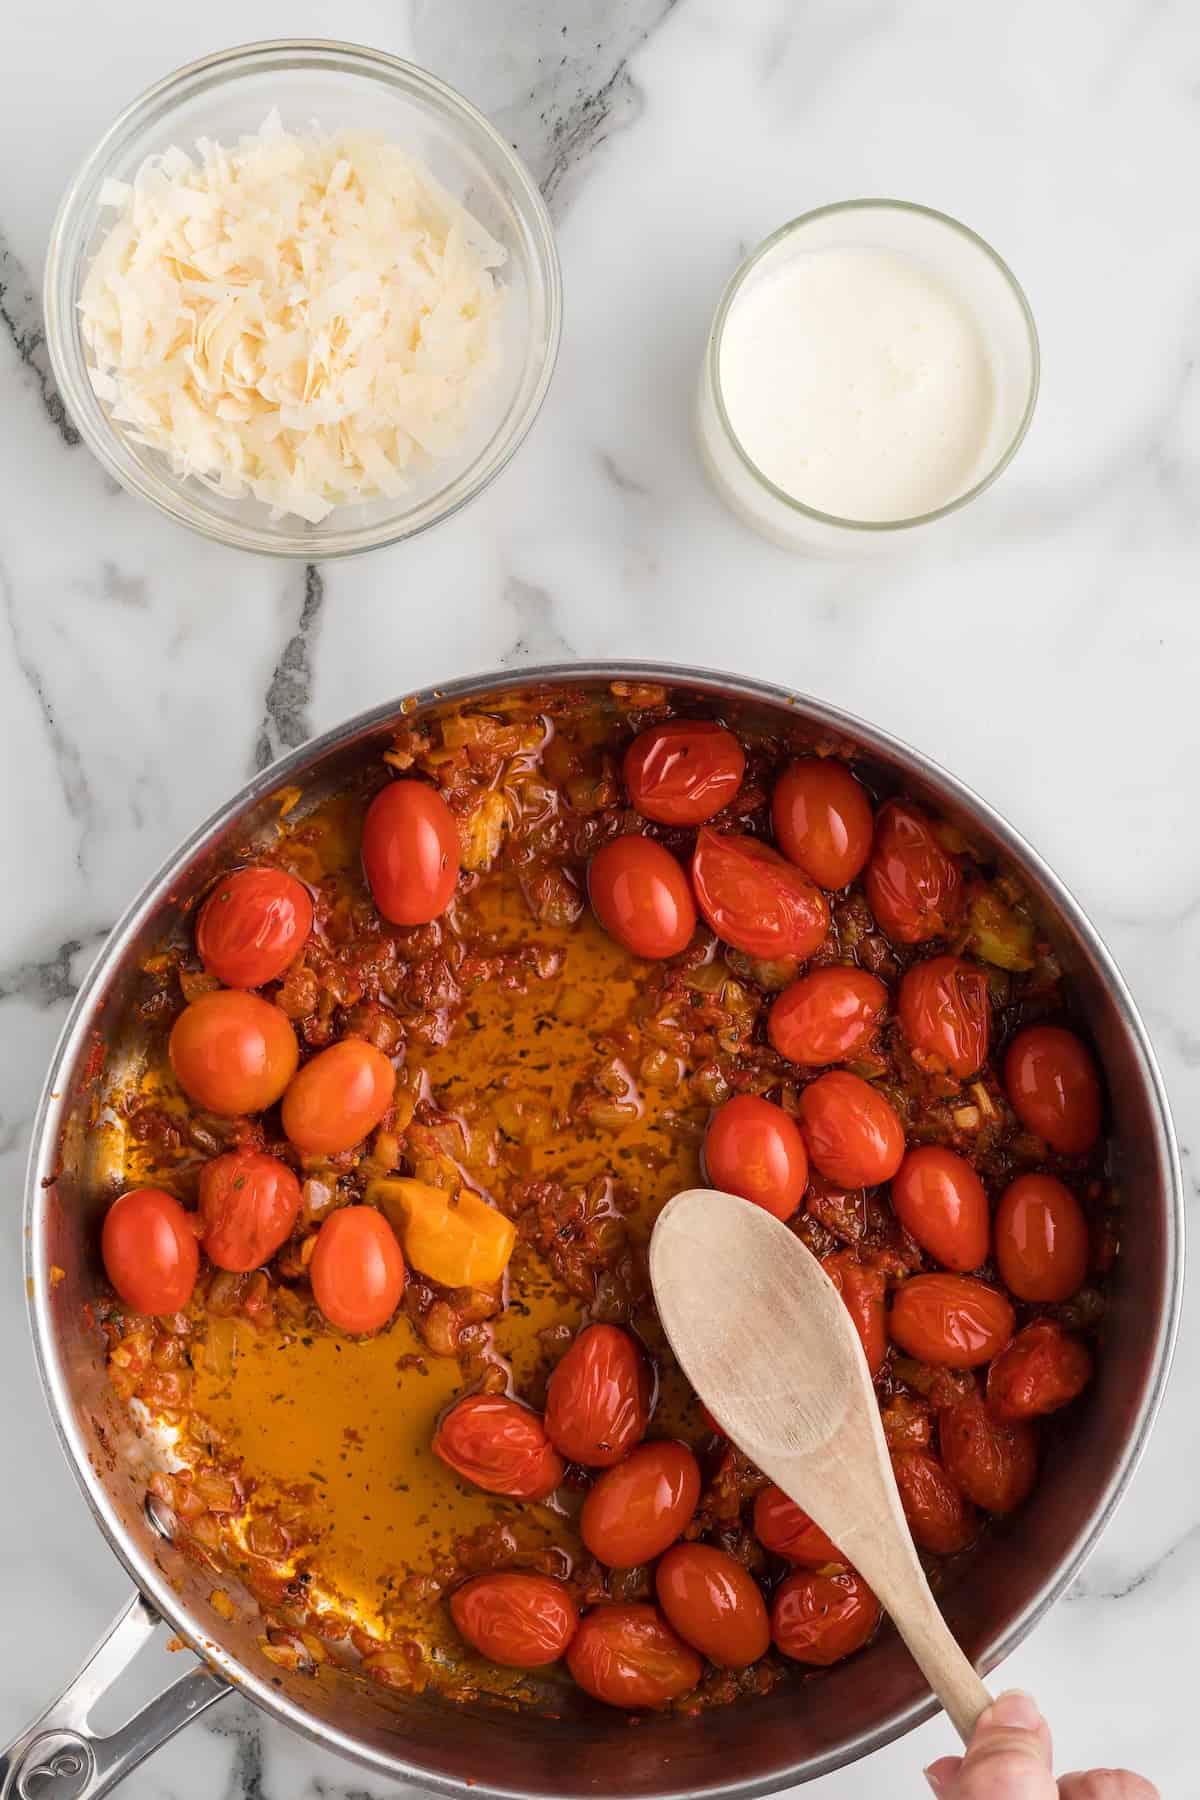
top-left (987, 1321), bottom-right (1093, 1422)
top-left (196, 866), bottom-right (313, 989)
top-left (864, 801), bottom-right (961, 946)
top-left (753, 1485), bottom-right (842, 1566)
top-left (434, 1395), bottom-right (564, 1501)
top-left (891, 1448), bottom-right (978, 1554)
top-left (691, 829), bottom-right (829, 959)
top-left (580, 1440), bottom-right (701, 1568)
top-left (566, 1605), bottom-right (701, 1708)
top-left (768, 966), bottom-right (887, 1068)
top-left (897, 955), bottom-right (990, 1079)
top-left (450, 1573), bottom-right (578, 1668)
top-left (655, 1544), bottom-right (769, 1668)
top-left (770, 1570), bottom-right (880, 1666)
top-left (889, 1274), bottom-right (1015, 1368)
top-left (822, 1249), bottom-right (888, 1377)
top-left (198, 1149), bottom-right (301, 1272)
top-left (169, 990), bottom-right (299, 1117)
top-left (1004, 1025), bottom-right (1102, 1155)
top-left (771, 759), bottom-right (874, 889)
top-left (797, 1071), bottom-right (905, 1187)
top-left (703, 1094), bottom-right (809, 1221)
top-left (362, 780), bottom-right (460, 926)
top-left (282, 1038), bottom-right (395, 1156)
top-left (309, 1206), bottom-right (405, 1334)
top-left (623, 720), bottom-right (745, 825)
top-left (890, 1146), bottom-right (990, 1272)
top-left (544, 1325), bottom-right (650, 1467)
top-left (589, 836), bottom-right (696, 959)
top-left (101, 1187), bottom-right (199, 1316)
top-left (995, 1173), bottom-right (1088, 1303)
top-left (939, 1389), bottom-right (1037, 1515)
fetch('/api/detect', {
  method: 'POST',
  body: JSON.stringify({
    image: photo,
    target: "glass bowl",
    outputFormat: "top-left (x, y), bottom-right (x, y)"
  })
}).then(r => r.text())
top-left (44, 39), bottom-right (562, 558)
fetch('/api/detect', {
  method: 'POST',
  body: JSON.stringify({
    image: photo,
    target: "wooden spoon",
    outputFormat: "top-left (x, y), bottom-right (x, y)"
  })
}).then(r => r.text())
top-left (649, 1186), bottom-right (992, 1742)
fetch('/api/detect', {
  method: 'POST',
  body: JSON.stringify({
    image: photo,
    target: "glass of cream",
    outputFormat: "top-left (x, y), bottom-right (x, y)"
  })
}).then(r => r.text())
top-left (696, 200), bottom-right (1039, 552)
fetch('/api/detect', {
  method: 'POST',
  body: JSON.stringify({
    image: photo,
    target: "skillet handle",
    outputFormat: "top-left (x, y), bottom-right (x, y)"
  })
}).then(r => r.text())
top-left (0, 1592), bottom-right (229, 1800)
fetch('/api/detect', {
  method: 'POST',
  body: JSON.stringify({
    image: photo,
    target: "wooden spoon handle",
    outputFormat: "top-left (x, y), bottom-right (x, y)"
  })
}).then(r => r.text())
top-left (857, 1551), bottom-right (992, 1743)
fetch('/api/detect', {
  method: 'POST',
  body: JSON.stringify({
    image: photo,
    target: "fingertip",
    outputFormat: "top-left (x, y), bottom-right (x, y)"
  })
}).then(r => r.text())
top-left (924, 1755), bottom-right (962, 1796)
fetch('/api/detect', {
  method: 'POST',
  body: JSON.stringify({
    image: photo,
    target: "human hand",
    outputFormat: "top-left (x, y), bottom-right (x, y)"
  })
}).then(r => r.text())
top-left (924, 1691), bottom-right (1159, 1798)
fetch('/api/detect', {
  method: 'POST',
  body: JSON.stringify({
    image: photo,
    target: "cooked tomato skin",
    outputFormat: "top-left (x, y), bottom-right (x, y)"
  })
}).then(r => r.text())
top-left (169, 990), bottom-right (299, 1116)
top-left (768, 966), bottom-right (887, 1068)
top-left (891, 1449), bottom-right (978, 1553)
top-left (450, 1573), bottom-right (579, 1668)
top-left (1004, 1025), bottom-right (1102, 1155)
top-left (198, 1149), bottom-right (301, 1272)
top-left (703, 1094), bottom-right (809, 1221)
top-left (753, 1486), bottom-right (842, 1566)
top-left (580, 1441), bottom-right (701, 1568)
top-left (770, 1570), bottom-right (880, 1666)
top-left (897, 955), bottom-right (990, 1079)
top-left (890, 1274), bottom-right (1015, 1368)
top-left (655, 1544), bottom-right (770, 1668)
top-left (864, 801), bottom-right (961, 946)
top-left (690, 829), bottom-right (830, 959)
top-left (890, 1146), bottom-right (990, 1272)
top-left (797, 1071), bottom-right (905, 1187)
top-left (101, 1187), bottom-right (199, 1316)
top-left (771, 760), bottom-right (874, 890)
top-left (994, 1173), bottom-right (1089, 1303)
top-left (566, 1605), bottom-right (702, 1708)
top-left (196, 866), bottom-right (313, 989)
top-left (544, 1325), bottom-right (650, 1467)
top-left (589, 836), bottom-right (696, 959)
top-left (987, 1321), bottom-right (1093, 1422)
top-left (939, 1389), bottom-right (1037, 1515)
top-left (822, 1250), bottom-right (888, 1376)
top-left (362, 780), bottom-right (460, 926)
top-left (309, 1206), bottom-right (405, 1334)
top-left (281, 1038), bottom-right (395, 1156)
top-left (434, 1395), bottom-right (564, 1501)
top-left (623, 721), bottom-right (745, 825)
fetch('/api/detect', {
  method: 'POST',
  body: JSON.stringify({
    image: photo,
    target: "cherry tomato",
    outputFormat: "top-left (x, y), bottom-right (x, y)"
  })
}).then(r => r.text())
top-left (889, 1274), bottom-right (1015, 1368)
top-left (987, 1321), bottom-right (1094, 1422)
top-left (198, 1149), bottom-right (301, 1272)
top-left (691, 829), bottom-right (830, 960)
top-left (623, 721), bottom-right (745, 825)
top-left (580, 1440), bottom-right (701, 1568)
top-left (897, 955), bottom-right (990, 1079)
top-left (768, 966), bottom-right (887, 1068)
top-left (771, 759), bottom-right (874, 890)
top-left (195, 866), bottom-right (313, 989)
top-left (753, 1486), bottom-right (842, 1567)
top-left (362, 780), bottom-right (460, 926)
top-left (544, 1325), bottom-right (650, 1467)
top-left (939, 1389), bottom-right (1037, 1515)
top-left (890, 1146), bottom-right (990, 1272)
top-left (310, 1206), bottom-right (405, 1335)
top-left (863, 801), bottom-right (962, 946)
top-left (566, 1605), bottom-right (701, 1708)
top-left (281, 1038), bottom-right (395, 1156)
top-left (703, 1094), bottom-right (809, 1221)
top-left (796, 1071), bottom-right (905, 1187)
top-left (1004, 1025), bottom-right (1102, 1155)
top-left (770, 1570), bottom-right (880, 1666)
top-left (434, 1395), bottom-right (564, 1501)
top-left (101, 1187), bottom-right (199, 1316)
top-left (450, 1573), bottom-right (578, 1668)
top-left (655, 1544), bottom-right (770, 1669)
top-left (589, 835), bottom-right (696, 960)
top-left (822, 1249), bottom-right (888, 1376)
top-left (994, 1173), bottom-right (1088, 1303)
top-left (890, 1449), bottom-right (978, 1554)
top-left (169, 990), bottom-right (299, 1117)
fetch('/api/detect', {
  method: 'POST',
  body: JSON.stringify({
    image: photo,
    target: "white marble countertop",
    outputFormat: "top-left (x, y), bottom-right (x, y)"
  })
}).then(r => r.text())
top-left (1, 2), bottom-right (1195, 1795)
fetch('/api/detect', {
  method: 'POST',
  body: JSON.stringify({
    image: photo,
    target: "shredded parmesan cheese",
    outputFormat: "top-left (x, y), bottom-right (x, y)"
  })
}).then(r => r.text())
top-left (79, 112), bottom-right (506, 521)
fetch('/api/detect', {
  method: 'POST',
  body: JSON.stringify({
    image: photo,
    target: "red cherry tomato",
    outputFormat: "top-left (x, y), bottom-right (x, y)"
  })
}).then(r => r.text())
top-left (198, 1149), bottom-right (301, 1272)
top-left (1004, 1025), bottom-right (1102, 1155)
top-left (544, 1325), bottom-right (650, 1468)
top-left (994, 1173), bottom-right (1089, 1303)
top-left (897, 955), bottom-right (990, 1079)
top-left (691, 829), bottom-right (830, 960)
top-left (589, 835), bottom-right (696, 960)
top-left (434, 1395), bottom-right (564, 1501)
top-left (753, 1486), bottom-right (842, 1567)
top-left (822, 1249), bottom-right (888, 1376)
top-left (771, 760), bottom-right (874, 890)
top-left (939, 1389), bottom-right (1037, 1515)
top-left (101, 1187), bottom-right (199, 1316)
top-left (310, 1206), bottom-right (405, 1335)
top-left (890, 1274), bottom-right (1015, 1368)
top-left (703, 1094), bottom-right (809, 1221)
top-left (580, 1440), bottom-right (701, 1568)
top-left (281, 1038), bottom-right (395, 1156)
top-left (169, 991), bottom-right (299, 1117)
top-left (796, 1071), bottom-right (905, 1187)
top-left (890, 1146), bottom-right (990, 1272)
top-left (623, 721), bottom-right (745, 826)
top-left (655, 1544), bottom-right (769, 1669)
top-left (450, 1573), bottom-right (579, 1668)
top-left (362, 780), bottom-right (460, 926)
top-left (891, 1449), bottom-right (978, 1554)
top-left (863, 801), bottom-right (962, 946)
top-left (768, 966), bottom-right (887, 1068)
top-left (987, 1321), bottom-right (1094, 1422)
top-left (770, 1570), bottom-right (880, 1666)
top-left (195, 866), bottom-right (313, 989)
top-left (566, 1605), bottom-right (701, 1708)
